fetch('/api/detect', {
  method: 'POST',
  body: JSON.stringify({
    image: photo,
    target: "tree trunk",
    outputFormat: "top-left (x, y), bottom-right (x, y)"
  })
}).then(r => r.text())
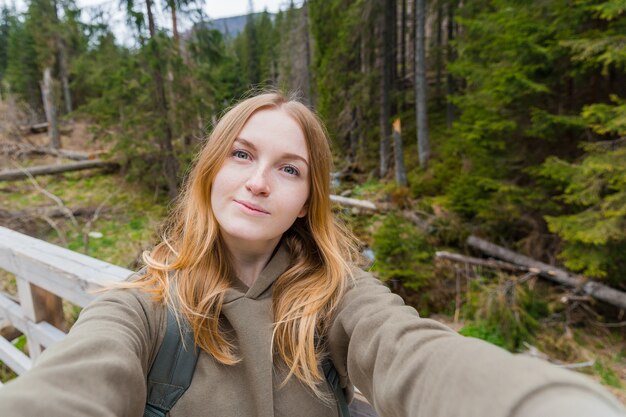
top-left (415, 0), bottom-right (430, 168)
top-left (435, 2), bottom-right (443, 106)
top-left (146, 0), bottom-right (179, 199)
top-left (348, 108), bottom-right (358, 165)
top-left (446, 1), bottom-right (457, 128)
top-left (379, 0), bottom-right (393, 178)
top-left (41, 67), bottom-right (60, 149)
top-left (57, 37), bottom-right (72, 114)
top-left (392, 118), bottom-right (407, 186)
top-left (390, 0), bottom-right (397, 100)
top-left (171, 4), bottom-right (180, 52)
top-left (302, 1), bottom-right (313, 106)
top-left (400, 0), bottom-right (407, 82)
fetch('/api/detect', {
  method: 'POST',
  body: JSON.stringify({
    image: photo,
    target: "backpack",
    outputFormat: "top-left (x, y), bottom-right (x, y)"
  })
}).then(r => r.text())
top-left (143, 308), bottom-right (351, 417)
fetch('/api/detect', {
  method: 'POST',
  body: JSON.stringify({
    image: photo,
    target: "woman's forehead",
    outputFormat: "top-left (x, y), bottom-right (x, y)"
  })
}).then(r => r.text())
top-left (238, 109), bottom-right (309, 161)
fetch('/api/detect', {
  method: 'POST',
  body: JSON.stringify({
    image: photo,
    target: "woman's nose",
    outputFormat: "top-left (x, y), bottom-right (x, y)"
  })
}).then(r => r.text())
top-left (245, 168), bottom-right (270, 196)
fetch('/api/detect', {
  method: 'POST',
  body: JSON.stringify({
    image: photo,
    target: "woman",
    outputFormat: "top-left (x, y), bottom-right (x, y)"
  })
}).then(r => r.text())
top-left (0, 92), bottom-right (623, 417)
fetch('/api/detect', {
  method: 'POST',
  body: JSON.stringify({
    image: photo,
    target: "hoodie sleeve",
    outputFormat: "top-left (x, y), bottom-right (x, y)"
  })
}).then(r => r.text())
top-left (327, 269), bottom-right (625, 417)
top-left (0, 288), bottom-right (165, 417)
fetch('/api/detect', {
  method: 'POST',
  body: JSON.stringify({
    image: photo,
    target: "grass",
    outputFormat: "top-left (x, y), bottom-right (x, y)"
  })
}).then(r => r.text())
top-left (2, 170), bottom-right (167, 268)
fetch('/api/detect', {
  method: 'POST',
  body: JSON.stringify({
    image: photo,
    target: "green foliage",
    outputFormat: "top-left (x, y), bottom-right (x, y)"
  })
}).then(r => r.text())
top-left (310, 0), bottom-right (380, 165)
top-left (4, 10), bottom-right (41, 110)
top-left (371, 214), bottom-right (433, 290)
top-left (538, 100), bottom-right (626, 280)
top-left (12, 335), bottom-right (27, 352)
top-left (458, 321), bottom-right (507, 348)
top-left (440, 0), bottom-right (589, 228)
top-left (461, 276), bottom-right (549, 351)
top-left (0, 5), bottom-right (11, 87)
top-left (593, 360), bottom-right (623, 388)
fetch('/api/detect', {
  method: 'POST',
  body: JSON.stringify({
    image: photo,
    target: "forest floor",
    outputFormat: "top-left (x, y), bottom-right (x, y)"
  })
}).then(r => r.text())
top-left (0, 120), bottom-right (625, 404)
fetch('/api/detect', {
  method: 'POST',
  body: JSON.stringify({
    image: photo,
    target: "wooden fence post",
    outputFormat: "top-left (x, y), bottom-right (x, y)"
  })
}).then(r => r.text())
top-left (15, 277), bottom-right (64, 359)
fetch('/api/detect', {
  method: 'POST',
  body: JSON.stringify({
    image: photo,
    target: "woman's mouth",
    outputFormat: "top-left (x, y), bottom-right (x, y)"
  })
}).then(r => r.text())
top-left (234, 200), bottom-right (270, 215)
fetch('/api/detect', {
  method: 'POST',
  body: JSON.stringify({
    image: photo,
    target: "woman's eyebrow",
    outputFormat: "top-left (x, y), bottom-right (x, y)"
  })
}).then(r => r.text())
top-left (234, 137), bottom-right (257, 150)
top-left (234, 138), bottom-right (309, 166)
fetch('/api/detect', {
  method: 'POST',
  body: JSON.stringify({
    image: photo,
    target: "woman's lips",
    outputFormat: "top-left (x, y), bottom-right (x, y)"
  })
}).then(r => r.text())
top-left (234, 200), bottom-right (270, 215)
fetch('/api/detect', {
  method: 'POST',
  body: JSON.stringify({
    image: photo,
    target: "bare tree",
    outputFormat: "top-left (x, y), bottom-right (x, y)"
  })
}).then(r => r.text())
top-left (145, 0), bottom-right (180, 198)
top-left (379, 0), bottom-right (393, 177)
top-left (41, 67), bottom-right (60, 148)
top-left (393, 118), bottom-right (408, 186)
top-left (415, 0), bottom-right (430, 168)
top-left (446, 0), bottom-right (457, 128)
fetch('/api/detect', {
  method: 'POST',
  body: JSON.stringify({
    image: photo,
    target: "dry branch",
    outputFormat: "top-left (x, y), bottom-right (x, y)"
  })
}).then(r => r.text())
top-left (0, 160), bottom-right (118, 181)
top-left (17, 165), bottom-right (79, 229)
top-left (467, 235), bottom-right (626, 310)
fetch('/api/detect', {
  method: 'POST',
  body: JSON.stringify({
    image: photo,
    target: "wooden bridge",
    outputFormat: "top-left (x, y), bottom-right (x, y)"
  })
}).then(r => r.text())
top-left (0, 226), bottom-right (378, 416)
top-left (0, 226), bottom-right (129, 377)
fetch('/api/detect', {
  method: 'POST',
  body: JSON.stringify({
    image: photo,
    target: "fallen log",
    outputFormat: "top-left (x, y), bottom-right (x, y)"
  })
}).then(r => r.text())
top-left (0, 142), bottom-right (100, 160)
top-left (0, 206), bottom-right (104, 221)
top-left (330, 195), bottom-right (378, 211)
top-left (24, 147), bottom-right (98, 161)
top-left (467, 235), bottom-right (626, 310)
top-left (0, 160), bottom-right (118, 181)
top-left (435, 251), bottom-right (529, 273)
top-left (19, 122), bottom-right (73, 135)
top-left (21, 122), bottom-right (49, 134)
top-left (328, 195), bottom-right (434, 229)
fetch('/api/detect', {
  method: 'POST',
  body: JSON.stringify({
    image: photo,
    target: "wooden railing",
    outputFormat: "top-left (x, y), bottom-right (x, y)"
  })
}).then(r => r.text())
top-left (0, 226), bottom-right (130, 381)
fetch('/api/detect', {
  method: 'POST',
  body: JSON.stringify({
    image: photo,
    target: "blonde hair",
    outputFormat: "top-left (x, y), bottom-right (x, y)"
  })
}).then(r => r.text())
top-left (126, 92), bottom-right (360, 398)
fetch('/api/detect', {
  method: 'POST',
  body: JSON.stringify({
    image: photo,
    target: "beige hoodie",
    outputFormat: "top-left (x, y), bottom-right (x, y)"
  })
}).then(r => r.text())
top-left (0, 245), bottom-right (623, 417)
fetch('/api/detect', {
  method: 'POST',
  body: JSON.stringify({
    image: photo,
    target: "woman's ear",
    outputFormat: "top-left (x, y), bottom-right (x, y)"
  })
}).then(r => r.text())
top-left (297, 204), bottom-right (308, 218)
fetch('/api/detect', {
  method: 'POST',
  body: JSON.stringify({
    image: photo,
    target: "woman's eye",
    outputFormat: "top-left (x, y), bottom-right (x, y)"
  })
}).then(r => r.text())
top-left (282, 165), bottom-right (300, 176)
top-left (233, 150), bottom-right (250, 160)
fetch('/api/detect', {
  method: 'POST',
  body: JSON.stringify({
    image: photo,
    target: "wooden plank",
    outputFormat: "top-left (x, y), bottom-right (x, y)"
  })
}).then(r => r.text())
top-left (0, 293), bottom-right (66, 348)
top-left (0, 320), bottom-right (22, 341)
top-left (15, 277), bottom-right (63, 360)
top-left (16, 278), bottom-right (64, 329)
top-left (0, 336), bottom-right (31, 375)
top-left (0, 226), bottom-right (132, 307)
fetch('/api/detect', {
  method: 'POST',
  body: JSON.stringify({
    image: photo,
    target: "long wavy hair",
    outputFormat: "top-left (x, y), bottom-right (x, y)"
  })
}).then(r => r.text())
top-left (126, 92), bottom-right (360, 398)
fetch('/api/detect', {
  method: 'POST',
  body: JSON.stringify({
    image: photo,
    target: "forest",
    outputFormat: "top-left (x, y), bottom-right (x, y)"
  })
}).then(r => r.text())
top-left (0, 0), bottom-right (625, 396)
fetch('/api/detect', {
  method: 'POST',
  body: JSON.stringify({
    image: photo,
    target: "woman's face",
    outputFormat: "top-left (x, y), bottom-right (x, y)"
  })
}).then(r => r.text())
top-left (211, 108), bottom-right (310, 252)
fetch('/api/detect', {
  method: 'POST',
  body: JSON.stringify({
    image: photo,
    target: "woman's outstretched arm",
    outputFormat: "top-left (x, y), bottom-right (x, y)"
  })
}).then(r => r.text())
top-left (0, 288), bottom-right (165, 417)
top-left (328, 269), bottom-right (625, 417)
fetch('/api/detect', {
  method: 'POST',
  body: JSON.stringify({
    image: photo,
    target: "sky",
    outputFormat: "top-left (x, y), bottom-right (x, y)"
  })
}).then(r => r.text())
top-left (7, 0), bottom-right (293, 45)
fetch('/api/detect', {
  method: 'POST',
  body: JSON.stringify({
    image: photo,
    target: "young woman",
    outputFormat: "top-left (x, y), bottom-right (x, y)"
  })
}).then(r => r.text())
top-left (0, 93), bottom-right (623, 417)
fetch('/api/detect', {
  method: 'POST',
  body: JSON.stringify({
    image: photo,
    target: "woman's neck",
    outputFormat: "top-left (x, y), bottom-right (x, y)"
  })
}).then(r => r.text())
top-left (224, 237), bottom-right (281, 287)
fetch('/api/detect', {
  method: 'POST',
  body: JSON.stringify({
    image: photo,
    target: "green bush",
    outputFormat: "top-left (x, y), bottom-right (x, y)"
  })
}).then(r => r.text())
top-left (461, 276), bottom-right (549, 351)
top-left (371, 214), bottom-right (434, 290)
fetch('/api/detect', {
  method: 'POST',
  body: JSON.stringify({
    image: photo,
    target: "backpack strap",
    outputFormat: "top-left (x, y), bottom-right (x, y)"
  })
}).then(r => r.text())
top-left (144, 308), bottom-right (199, 417)
top-left (322, 357), bottom-right (351, 417)
top-left (144, 309), bottom-right (350, 417)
